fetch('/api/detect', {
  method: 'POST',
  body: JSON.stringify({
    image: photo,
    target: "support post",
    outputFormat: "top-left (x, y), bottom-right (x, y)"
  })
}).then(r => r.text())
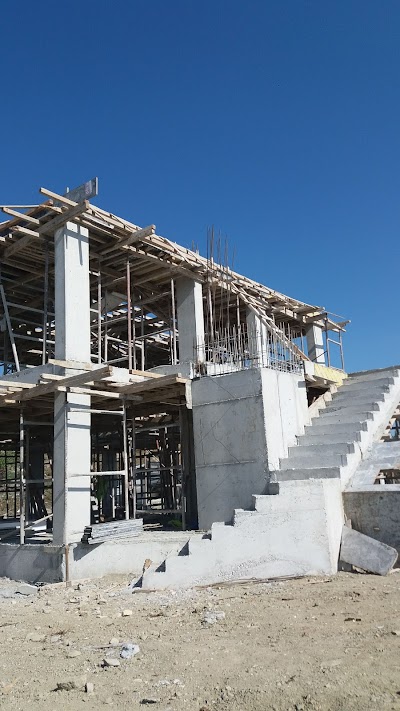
top-left (246, 308), bottom-right (268, 367)
top-left (176, 278), bottom-right (205, 370)
top-left (19, 409), bottom-right (25, 544)
top-left (306, 324), bottom-right (325, 364)
top-left (52, 221), bottom-right (91, 545)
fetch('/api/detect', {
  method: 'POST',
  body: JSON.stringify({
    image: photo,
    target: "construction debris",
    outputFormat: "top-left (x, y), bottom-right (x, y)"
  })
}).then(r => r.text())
top-left (81, 519), bottom-right (143, 545)
top-left (339, 526), bottom-right (398, 576)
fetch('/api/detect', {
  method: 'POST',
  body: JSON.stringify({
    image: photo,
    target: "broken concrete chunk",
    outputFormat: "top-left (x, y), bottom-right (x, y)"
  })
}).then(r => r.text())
top-left (201, 610), bottom-right (226, 625)
top-left (339, 526), bottom-right (398, 576)
top-left (103, 657), bottom-right (121, 668)
top-left (16, 583), bottom-right (38, 596)
top-left (120, 643), bottom-right (140, 659)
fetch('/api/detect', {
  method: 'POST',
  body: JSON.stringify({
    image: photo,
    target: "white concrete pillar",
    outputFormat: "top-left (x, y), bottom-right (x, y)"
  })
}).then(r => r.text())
top-left (176, 279), bottom-right (205, 367)
top-left (246, 309), bottom-right (269, 367)
top-left (306, 325), bottom-right (325, 364)
top-left (55, 222), bottom-right (91, 362)
top-left (53, 222), bottom-right (91, 544)
top-left (53, 392), bottom-right (91, 544)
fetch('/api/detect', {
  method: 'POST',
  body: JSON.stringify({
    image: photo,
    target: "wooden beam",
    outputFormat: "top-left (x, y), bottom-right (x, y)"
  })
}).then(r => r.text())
top-left (115, 374), bottom-right (188, 395)
top-left (100, 225), bottom-right (156, 257)
top-left (2, 208), bottom-right (41, 225)
top-left (0, 380), bottom-right (35, 389)
top-left (0, 364), bottom-right (113, 404)
top-left (11, 225), bottom-right (40, 238)
top-left (4, 201), bottom-right (90, 259)
top-left (39, 187), bottom-right (77, 207)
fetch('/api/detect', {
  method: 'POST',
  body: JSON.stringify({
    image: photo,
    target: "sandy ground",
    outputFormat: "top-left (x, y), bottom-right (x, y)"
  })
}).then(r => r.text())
top-left (0, 571), bottom-right (399, 711)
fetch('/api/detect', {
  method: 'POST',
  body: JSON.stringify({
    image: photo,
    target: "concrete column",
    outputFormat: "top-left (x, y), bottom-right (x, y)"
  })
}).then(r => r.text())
top-left (53, 392), bottom-right (91, 543)
top-left (176, 278), bottom-right (205, 367)
top-left (53, 222), bottom-right (91, 545)
top-left (306, 325), bottom-right (325, 364)
top-left (55, 222), bottom-right (91, 362)
top-left (246, 309), bottom-right (268, 368)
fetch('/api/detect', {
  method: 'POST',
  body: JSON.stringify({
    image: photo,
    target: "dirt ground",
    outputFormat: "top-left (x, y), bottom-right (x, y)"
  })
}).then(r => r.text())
top-left (0, 571), bottom-right (399, 711)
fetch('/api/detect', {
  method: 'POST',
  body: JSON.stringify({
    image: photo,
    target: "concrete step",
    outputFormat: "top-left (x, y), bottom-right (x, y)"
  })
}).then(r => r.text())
top-left (338, 377), bottom-right (395, 392)
top-left (280, 452), bottom-right (348, 468)
top-left (305, 420), bottom-right (369, 434)
top-left (298, 430), bottom-right (363, 445)
top-left (274, 467), bottom-right (341, 483)
top-left (287, 442), bottom-right (355, 458)
top-left (322, 402), bottom-right (381, 415)
top-left (312, 411), bottom-right (375, 426)
top-left (188, 534), bottom-right (212, 555)
top-left (347, 368), bottom-right (400, 383)
top-left (333, 383), bottom-right (393, 398)
top-left (329, 392), bottom-right (387, 406)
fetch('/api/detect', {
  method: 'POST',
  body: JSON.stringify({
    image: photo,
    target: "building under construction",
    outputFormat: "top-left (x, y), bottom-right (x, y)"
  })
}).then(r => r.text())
top-left (0, 181), bottom-right (398, 586)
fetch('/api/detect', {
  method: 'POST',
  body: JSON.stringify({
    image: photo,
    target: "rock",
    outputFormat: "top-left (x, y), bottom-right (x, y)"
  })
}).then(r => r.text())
top-left (66, 650), bottom-right (81, 658)
top-left (109, 637), bottom-right (119, 646)
top-left (56, 676), bottom-right (86, 692)
top-left (140, 699), bottom-right (160, 705)
top-left (16, 583), bottom-right (38, 596)
top-left (391, 630), bottom-right (400, 636)
top-left (201, 610), bottom-right (226, 625)
top-left (103, 658), bottom-right (121, 668)
top-left (120, 643), bottom-right (140, 659)
top-left (122, 609), bottom-right (133, 617)
top-left (56, 680), bottom-right (78, 692)
top-left (85, 682), bottom-right (94, 694)
top-left (26, 632), bottom-right (46, 643)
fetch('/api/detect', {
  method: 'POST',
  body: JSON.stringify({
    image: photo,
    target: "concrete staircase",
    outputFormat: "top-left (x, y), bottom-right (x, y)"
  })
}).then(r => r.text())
top-left (138, 367), bottom-right (400, 590)
top-left (276, 366), bottom-right (400, 489)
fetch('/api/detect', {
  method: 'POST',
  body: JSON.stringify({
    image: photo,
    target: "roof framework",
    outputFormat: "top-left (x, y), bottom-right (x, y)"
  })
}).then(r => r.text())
top-left (0, 186), bottom-right (347, 373)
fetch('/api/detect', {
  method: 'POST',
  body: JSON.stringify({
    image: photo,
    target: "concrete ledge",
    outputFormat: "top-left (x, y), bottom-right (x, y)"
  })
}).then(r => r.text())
top-left (0, 533), bottom-right (199, 584)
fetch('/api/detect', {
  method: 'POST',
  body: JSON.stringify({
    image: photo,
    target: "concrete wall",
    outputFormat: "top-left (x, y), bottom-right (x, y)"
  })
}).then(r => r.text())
top-left (0, 544), bottom-right (64, 584)
top-left (192, 369), bottom-right (267, 529)
top-left (261, 369), bottom-right (309, 470)
top-left (192, 367), bottom-right (309, 530)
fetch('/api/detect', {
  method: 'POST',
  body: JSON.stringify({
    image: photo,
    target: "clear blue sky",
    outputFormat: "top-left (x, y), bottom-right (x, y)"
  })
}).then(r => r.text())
top-left (1, 1), bottom-right (399, 372)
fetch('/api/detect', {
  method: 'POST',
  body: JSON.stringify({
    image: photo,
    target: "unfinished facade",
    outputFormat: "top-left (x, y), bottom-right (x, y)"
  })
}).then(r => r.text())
top-left (0, 183), bottom-right (398, 585)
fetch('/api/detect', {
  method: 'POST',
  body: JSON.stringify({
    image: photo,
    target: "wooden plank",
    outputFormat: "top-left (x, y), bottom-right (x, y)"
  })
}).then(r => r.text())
top-left (39, 187), bottom-right (77, 207)
top-left (2, 208), bottom-right (41, 225)
top-left (115, 374), bottom-right (188, 395)
top-left (48, 358), bottom-right (93, 370)
top-left (4, 201), bottom-right (90, 259)
top-left (0, 364), bottom-right (113, 404)
top-left (100, 225), bottom-right (156, 257)
top-left (63, 386), bottom-right (142, 401)
top-left (0, 380), bottom-right (35, 389)
top-left (12, 225), bottom-right (40, 238)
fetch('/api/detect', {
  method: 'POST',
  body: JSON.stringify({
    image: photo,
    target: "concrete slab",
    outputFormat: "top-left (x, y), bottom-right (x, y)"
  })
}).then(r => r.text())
top-left (339, 526), bottom-right (398, 575)
top-left (344, 488), bottom-right (400, 556)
